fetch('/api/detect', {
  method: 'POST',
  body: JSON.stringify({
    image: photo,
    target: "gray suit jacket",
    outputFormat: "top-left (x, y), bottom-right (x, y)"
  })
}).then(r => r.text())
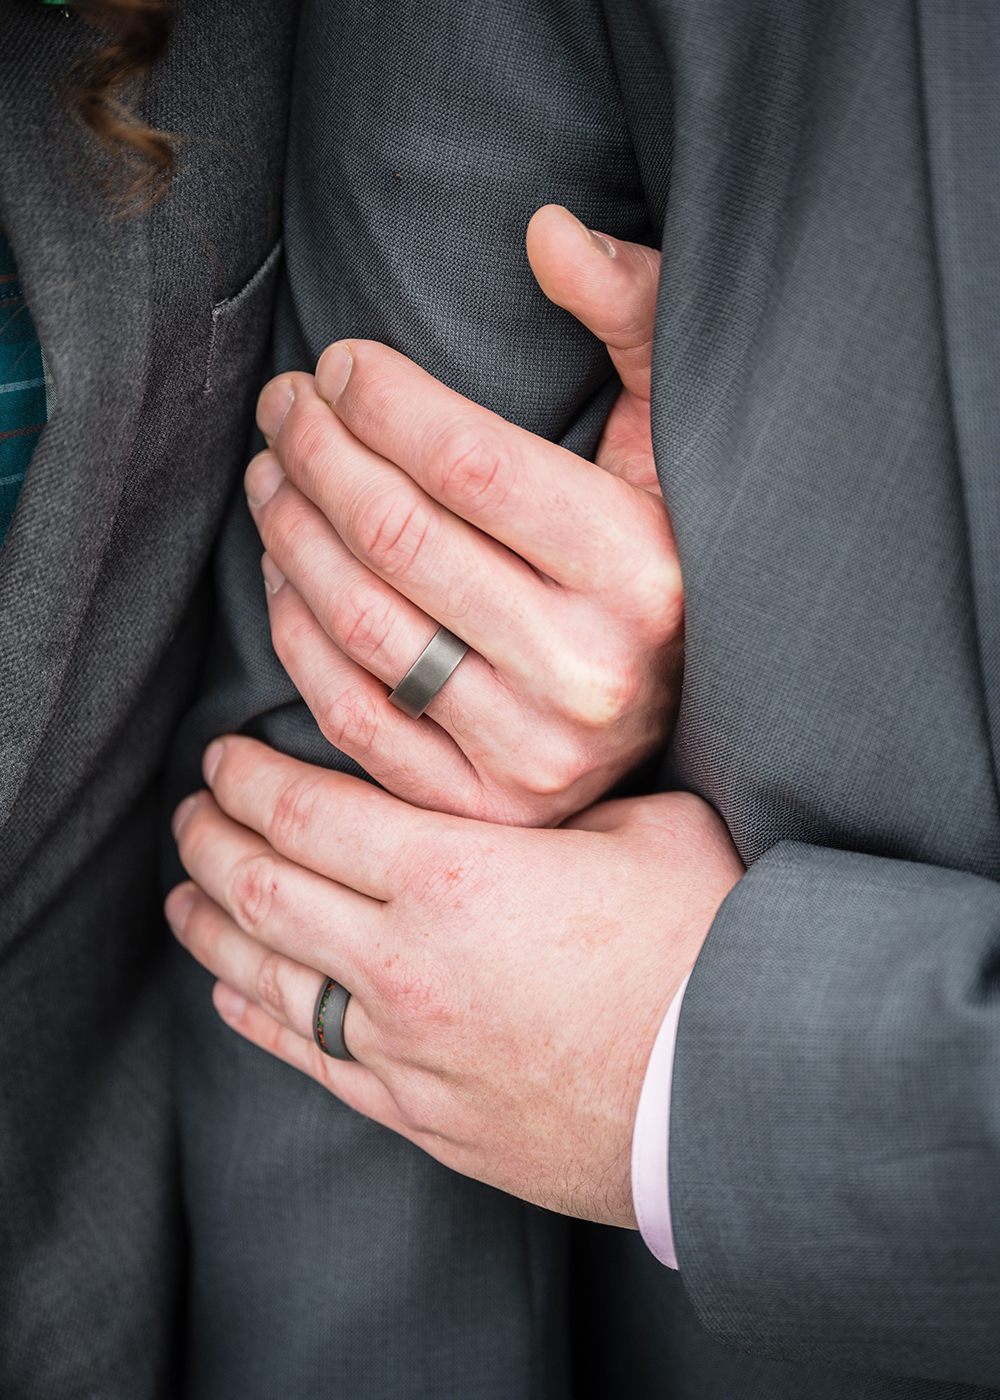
top-left (660, 0), bottom-right (1000, 1388)
top-left (172, 1), bottom-right (1000, 1397)
top-left (0, 4), bottom-right (298, 1394)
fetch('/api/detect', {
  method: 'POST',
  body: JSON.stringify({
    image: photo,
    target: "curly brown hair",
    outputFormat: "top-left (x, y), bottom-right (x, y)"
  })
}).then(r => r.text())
top-left (67, 0), bottom-right (176, 213)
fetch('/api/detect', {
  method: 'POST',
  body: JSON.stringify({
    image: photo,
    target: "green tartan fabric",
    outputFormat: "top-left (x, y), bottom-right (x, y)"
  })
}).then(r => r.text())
top-left (0, 232), bottom-right (47, 546)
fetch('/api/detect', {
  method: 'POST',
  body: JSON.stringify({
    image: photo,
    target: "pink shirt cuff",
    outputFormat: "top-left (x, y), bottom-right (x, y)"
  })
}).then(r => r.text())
top-left (630, 972), bottom-right (690, 1269)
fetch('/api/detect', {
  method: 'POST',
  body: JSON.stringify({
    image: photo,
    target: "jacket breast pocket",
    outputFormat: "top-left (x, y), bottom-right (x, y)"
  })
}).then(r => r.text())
top-left (203, 238), bottom-right (283, 394)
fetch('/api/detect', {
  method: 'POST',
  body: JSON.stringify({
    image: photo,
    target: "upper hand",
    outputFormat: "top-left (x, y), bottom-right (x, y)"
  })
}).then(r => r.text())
top-left (167, 736), bottom-right (744, 1227)
top-left (246, 206), bottom-right (679, 828)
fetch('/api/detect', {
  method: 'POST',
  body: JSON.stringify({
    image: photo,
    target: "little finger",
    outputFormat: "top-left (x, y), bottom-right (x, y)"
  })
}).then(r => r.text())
top-left (211, 986), bottom-right (438, 1144)
top-left (167, 880), bottom-right (331, 1045)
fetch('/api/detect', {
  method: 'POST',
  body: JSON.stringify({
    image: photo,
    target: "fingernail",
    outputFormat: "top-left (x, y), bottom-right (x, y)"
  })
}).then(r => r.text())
top-left (171, 794), bottom-right (198, 839)
top-left (261, 553), bottom-right (286, 594)
top-left (245, 452), bottom-right (285, 509)
top-left (256, 377), bottom-right (294, 440)
top-left (165, 881), bottom-right (197, 932)
top-left (588, 229), bottom-right (617, 258)
top-left (203, 739), bottom-right (225, 786)
top-left (214, 982), bottom-right (248, 1022)
top-left (317, 341), bottom-right (353, 406)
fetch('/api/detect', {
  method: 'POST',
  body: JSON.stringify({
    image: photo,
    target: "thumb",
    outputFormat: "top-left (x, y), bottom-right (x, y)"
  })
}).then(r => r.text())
top-left (526, 204), bottom-right (661, 402)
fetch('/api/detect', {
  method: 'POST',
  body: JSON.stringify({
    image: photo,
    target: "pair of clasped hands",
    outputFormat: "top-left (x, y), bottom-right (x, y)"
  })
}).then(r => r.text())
top-left (166, 206), bottom-right (744, 1228)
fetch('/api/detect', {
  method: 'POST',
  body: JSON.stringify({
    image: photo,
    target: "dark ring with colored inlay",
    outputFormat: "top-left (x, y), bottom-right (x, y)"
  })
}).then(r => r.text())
top-left (313, 978), bottom-right (355, 1061)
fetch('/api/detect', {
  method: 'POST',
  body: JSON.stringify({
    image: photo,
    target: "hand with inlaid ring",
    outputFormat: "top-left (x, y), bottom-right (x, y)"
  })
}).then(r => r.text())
top-left (246, 205), bottom-right (682, 828)
top-left (166, 740), bottom-right (743, 1227)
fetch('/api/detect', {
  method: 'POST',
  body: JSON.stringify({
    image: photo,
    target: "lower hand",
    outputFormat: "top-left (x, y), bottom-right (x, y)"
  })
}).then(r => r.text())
top-left (166, 736), bottom-right (744, 1226)
top-left (246, 206), bottom-right (678, 828)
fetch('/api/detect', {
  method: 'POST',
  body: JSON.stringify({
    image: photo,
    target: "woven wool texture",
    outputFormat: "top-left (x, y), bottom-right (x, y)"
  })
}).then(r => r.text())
top-left (173, 0), bottom-right (1000, 1396)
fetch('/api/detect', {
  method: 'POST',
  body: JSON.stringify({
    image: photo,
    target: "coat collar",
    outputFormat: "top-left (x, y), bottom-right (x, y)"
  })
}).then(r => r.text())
top-left (0, 9), bottom-right (153, 835)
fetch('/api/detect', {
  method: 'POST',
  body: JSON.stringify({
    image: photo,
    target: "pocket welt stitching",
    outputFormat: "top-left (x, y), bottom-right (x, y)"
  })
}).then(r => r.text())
top-left (204, 237), bottom-right (283, 394)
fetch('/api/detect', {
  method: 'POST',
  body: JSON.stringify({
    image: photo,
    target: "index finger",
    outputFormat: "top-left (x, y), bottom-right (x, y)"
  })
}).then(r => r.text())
top-left (311, 340), bottom-right (671, 594)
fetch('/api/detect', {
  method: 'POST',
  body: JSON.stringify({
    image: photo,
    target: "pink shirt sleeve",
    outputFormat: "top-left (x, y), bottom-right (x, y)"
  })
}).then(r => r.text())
top-left (630, 972), bottom-right (690, 1269)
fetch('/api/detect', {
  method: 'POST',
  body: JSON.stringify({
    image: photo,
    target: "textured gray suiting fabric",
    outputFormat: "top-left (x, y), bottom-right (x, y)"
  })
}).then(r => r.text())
top-left (0, 3), bottom-right (300, 1395)
top-left (170, 2), bottom-right (1000, 1400)
top-left (167, 1), bottom-right (643, 1396)
top-left (4, 0), bottom-right (999, 1396)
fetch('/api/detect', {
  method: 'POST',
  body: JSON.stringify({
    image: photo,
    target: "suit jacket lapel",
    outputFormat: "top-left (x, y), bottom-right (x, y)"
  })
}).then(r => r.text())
top-left (0, 11), bottom-right (152, 837)
top-left (917, 0), bottom-right (1000, 783)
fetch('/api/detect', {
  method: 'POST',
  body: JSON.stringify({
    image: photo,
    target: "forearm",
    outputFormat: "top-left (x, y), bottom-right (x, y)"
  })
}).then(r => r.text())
top-left (280, 0), bottom-right (651, 446)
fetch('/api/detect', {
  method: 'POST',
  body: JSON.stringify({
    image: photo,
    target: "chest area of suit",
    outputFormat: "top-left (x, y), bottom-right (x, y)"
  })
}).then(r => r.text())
top-left (652, 0), bottom-right (1000, 878)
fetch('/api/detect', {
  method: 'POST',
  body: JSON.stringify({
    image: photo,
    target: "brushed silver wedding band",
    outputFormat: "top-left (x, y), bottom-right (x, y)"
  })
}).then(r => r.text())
top-left (313, 978), bottom-right (355, 1061)
top-left (387, 625), bottom-right (469, 719)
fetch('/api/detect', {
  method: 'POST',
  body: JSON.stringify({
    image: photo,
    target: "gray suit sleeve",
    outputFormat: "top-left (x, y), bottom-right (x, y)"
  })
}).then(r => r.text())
top-left (166, 0), bottom-right (657, 806)
top-left (670, 842), bottom-right (1000, 1390)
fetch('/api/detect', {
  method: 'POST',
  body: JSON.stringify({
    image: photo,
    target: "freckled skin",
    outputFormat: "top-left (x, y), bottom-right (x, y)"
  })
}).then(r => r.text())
top-left (168, 739), bottom-right (742, 1227)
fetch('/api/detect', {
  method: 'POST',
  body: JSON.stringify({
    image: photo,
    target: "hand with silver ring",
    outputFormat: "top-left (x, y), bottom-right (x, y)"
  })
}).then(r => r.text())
top-left (246, 205), bottom-right (681, 829)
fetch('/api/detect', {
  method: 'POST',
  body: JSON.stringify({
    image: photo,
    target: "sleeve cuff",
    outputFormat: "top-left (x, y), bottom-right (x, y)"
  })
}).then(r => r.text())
top-left (631, 972), bottom-right (690, 1268)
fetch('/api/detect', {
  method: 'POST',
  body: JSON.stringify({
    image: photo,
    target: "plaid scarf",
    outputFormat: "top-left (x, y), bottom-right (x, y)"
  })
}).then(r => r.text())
top-left (1, 233), bottom-right (48, 546)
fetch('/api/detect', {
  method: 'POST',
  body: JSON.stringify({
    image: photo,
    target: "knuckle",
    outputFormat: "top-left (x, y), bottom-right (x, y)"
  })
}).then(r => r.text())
top-left (253, 950), bottom-right (291, 1021)
top-left (268, 774), bottom-right (324, 852)
top-left (269, 596), bottom-right (314, 663)
top-left (228, 851), bottom-right (279, 932)
top-left (627, 523), bottom-right (684, 632)
top-left (435, 426), bottom-right (513, 513)
top-left (317, 683), bottom-right (381, 757)
top-left (379, 962), bottom-right (460, 1051)
top-left (353, 489), bottom-right (437, 580)
top-left (264, 490), bottom-right (315, 557)
top-left (392, 1082), bottom-right (441, 1137)
top-left (513, 755), bottom-right (589, 799)
top-left (281, 407), bottom-right (335, 484)
top-left (501, 733), bottom-right (596, 801)
top-left (507, 794), bottom-right (566, 827)
top-left (394, 1103), bottom-right (431, 1136)
top-left (459, 785), bottom-right (558, 828)
top-left (649, 545), bottom-right (683, 600)
top-left (331, 582), bottom-right (398, 668)
top-left (673, 788), bottom-right (722, 838)
top-left (639, 563), bottom-right (685, 635)
top-left (551, 660), bottom-right (639, 730)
